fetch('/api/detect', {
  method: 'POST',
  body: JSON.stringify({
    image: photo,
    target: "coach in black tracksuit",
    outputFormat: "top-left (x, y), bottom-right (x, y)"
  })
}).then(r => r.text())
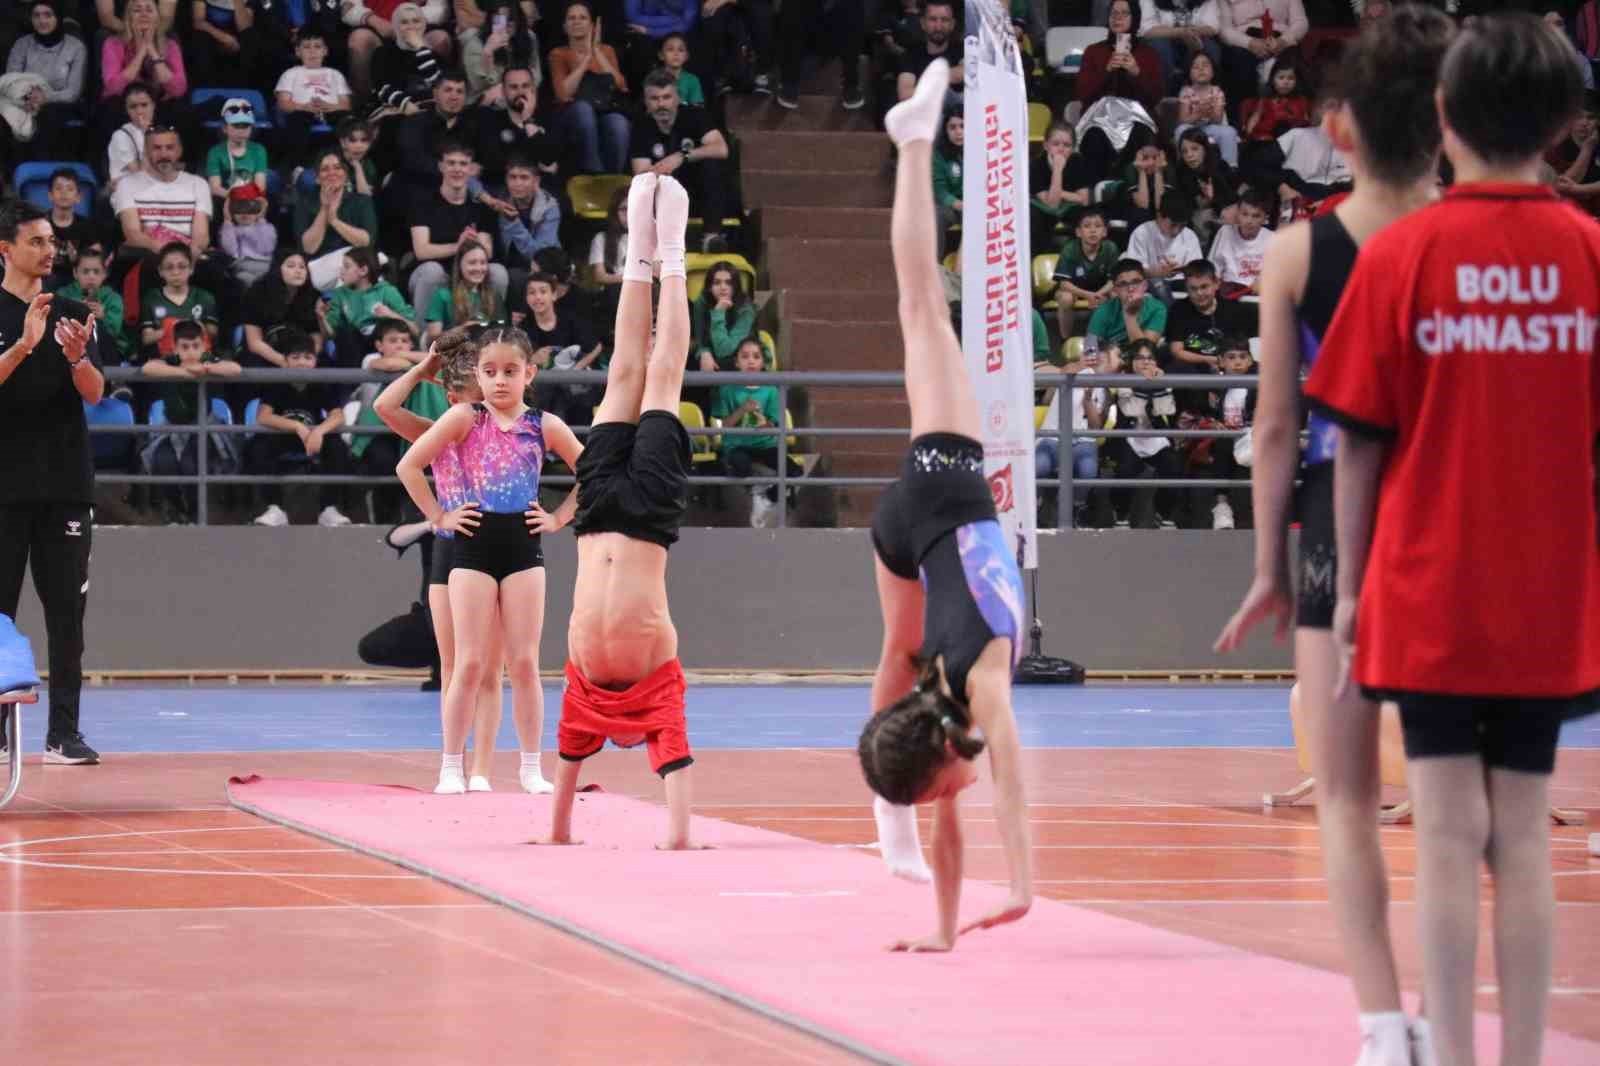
top-left (0, 200), bottom-right (104, 765)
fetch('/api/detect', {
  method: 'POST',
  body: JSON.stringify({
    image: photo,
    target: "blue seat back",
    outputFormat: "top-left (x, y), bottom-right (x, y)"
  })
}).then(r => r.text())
top-left (13, 162), bottom-right (96, 218)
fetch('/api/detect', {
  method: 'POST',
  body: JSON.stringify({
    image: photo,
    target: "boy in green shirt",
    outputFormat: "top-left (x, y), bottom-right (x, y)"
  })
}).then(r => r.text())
top-left (1085, 258), bottom-right (1166, 349)
top-left (140, 243), bottom-right (220, 361)
top-left (660, 33), bottom-right (705, 106)
top-left (1051, 207), bottom-right (1120, 340)
top-left (711, 337), bottom-right (803, 528)
top-left (57, 250), bottom-right (131, 363)
top-left (206, 98), bottom-right (271, 198)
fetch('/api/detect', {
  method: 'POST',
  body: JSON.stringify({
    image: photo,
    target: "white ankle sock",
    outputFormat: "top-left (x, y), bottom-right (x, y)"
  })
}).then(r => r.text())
top-left (520, 752), bottom-right (542, 772)
top-left (884, 58), bottom-right (949, 148)
top-left (873, 795), bottom-right (932, 883)
top-left (1357, 1012), bottom-right (1410, 1065)
top-left (655, 176), bottom-right (689, 279)
top-left (623, 173), bottom-right (659, 283)
top-left (440, 754), bottom-right (464, 773)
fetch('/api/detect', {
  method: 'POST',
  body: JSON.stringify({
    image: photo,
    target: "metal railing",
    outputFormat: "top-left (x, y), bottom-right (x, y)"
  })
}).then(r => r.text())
top-left (93, 368), bottom-right (1259, 528)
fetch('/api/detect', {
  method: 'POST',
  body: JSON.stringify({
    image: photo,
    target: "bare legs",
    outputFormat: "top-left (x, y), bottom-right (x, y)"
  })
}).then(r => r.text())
top-left (499, 566), bottom-right (552, 793)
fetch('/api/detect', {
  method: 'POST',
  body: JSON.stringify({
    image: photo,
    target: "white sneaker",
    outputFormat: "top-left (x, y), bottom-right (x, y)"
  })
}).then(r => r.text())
top-left (520, 767), bottom-right (554, 794)
top-left (318, 506), bottom-right (353, 527)
top-left (1212, 498), bottom-right (1235, 529)
top-left (749, 490), bottom-right (776, 528)
top-left (253, 504), bottom-right (289, 527)
top-left (434, 766), bottom-right (466, 794)
top-left (467, 775), bottom-right (492, 793)
top-left (1408, 1019), bottom-right (1437, 1066)
top-left (1353, 1025), bottom-right (1411, 1066)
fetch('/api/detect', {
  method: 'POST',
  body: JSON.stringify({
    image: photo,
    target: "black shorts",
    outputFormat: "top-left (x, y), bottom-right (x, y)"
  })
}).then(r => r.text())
top-left (871, 433), bottom-right (999, 580)
top-left (1373, 689), bottom-right (1598, 775)
top-left (1295, 461), bottom-right (1335, 629)
top-left (572, 412), bottom-right (691, 549)
top-left (449, 512), bottom-right (544, 582)
top-left (428, 534), bottom-right (455, 587)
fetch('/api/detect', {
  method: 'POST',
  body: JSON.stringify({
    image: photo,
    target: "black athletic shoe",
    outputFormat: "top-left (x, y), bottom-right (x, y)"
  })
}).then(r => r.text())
top-left (841, 86), bottom-right (865, 111)
top-left (45, 733), bottom-right (99, 765)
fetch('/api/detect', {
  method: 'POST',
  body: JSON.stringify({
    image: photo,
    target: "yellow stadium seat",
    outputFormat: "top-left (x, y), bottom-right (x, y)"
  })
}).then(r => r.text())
top-left (759, 328), bottom-right (778, 370)
top-left (942, 252), bottom-right (958, 272)
top-left (1063, 336), bottom-right (1084, 364)
top-left (1034, 404), bottom-right (1048, 430)
top-left (685, 252), bottom-right (756, 304)
top-left (679, 401), bottom-right (719, 464)
top-left (1028, 102), bottom-right (1051, 144)
top-left (784, 410), bottom-right (819, 473)
top-left (566, 174), bottom-right (632, 222)
top-left (1032, 254), bottom-right (1059, 301)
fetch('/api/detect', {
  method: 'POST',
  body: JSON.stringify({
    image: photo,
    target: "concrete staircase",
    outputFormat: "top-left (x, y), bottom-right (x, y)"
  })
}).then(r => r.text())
top-left (728, 86), bottom-right (905, 526)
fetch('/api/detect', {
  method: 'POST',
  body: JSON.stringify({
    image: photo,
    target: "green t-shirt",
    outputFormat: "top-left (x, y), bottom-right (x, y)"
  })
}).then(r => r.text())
top-left (141, 287), bottom-right (219, 357)
top-left (711, 382), bottom-right (781, 453)
top-left (325, 281), bottom-right (414, 335)
top-left (425, 287), bottom-right (492, 326)
top-left (156, 353), bottom-right (227, 424)
top-left (292, 187), bottom-right (380, 259)
top-left (698, 302), bottom-right (757, 369)
top-left (932, 149), bottom-right (962, 211)
top-left (1031, 309), bottom-right (1052, 365)
top-left (205, 141), bottom-right (270, 191)
top-left (676, 70), bottom-right (705, 107)
top-left (350, 380), bottom-right (449, 460)
top-left (1086, 295), bottom-right (1166, 347)
top-left (57, 282), bottom-right (130, 360)
top-left (1052, 237), bottom-right (1121, 294)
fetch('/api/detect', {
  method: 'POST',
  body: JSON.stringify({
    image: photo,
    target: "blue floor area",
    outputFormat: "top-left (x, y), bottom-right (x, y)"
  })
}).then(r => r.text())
top-left (8, 683), bottom-right (1600, 755)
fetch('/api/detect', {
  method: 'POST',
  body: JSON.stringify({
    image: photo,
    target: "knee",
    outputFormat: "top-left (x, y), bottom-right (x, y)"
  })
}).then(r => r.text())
top-left (488, 264), bottom-right (509, 293)
top-left (1421, 798), bottom-right (1492, 860)
top-left (505, 651), bottom-right (539, 683)
top-left (565, 100), bottom-right (598, 128)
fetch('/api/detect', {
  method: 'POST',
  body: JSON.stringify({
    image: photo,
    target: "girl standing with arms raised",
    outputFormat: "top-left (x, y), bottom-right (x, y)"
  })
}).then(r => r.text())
top-left (398, 327), bottom-right (584, 795)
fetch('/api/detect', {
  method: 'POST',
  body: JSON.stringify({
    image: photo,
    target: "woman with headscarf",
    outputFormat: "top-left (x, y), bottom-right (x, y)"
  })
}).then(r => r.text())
top-left (4, 1), bottom-right (86, 158)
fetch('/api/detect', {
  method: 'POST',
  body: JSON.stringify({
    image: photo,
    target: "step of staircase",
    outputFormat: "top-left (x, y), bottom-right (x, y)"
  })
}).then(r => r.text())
top-left (804, 387), bottom-right (910, 430)
top-left (738, 131), bottom-right (892, 174)
top-left (761, 206), bottom-right (892, 241)
top-left (767, 238), bottom-right (899, 290)
top-left (727, 93), bottom-right (879, 134)
top-left (787, 319), bottom-right (904, 372)
top-left (741, 169), bottom-right (893, 209)
top-left (777, 288), bottom-right (898, 321)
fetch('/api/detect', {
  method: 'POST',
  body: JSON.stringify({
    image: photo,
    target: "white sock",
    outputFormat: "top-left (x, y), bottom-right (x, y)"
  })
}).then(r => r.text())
top-left (435, 754), bottom-right (465, 794)
top-left (1358, 1012), bottom-right (1410, 1064)
top-left (655, 176), bottom-right (689, 280)
top-left (520, 752), bottom-right (543, 774)
top-left (440, 754), bottom-right (464, 773)
top-left (1407, 1017), bottom-right (1437, 1066)
top-left (519, 753), bottom-right (553, 793)
top-left (622, 172), bottom-right (659, 283)
top-left (884, 58), bottom-right (949, 148)
top-left (873, 795), bottom-right (932, 883)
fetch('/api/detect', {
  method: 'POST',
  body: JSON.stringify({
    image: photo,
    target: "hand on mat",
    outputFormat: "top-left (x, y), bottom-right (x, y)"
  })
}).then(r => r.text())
top-left (1331, 596), bottom-right (1359, 702)
top-left (524, 502), bottom-right (562, 533)
top-left (1213, 573), bottom-right (1293, 653)
top-left (437, 503), bottom-right (481, 537)
top-left (889, 933), bottom-right (954, 953)
top-left (959, 895), bottom-right (1032, 937)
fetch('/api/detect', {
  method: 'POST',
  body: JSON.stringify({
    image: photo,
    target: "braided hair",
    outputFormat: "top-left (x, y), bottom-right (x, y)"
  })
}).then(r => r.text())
top-left (857, 659), bottom-right (987, 806)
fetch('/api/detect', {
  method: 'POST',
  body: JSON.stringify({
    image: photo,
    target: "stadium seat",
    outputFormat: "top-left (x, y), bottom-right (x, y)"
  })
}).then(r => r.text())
top-left (566, 174), bottom-right (632, 221)
top-left (1063, 336), bottom-right (1084, 363)
top-left (191, 88), bottom-right (272, 131)
top-left (1032, 253), bottom-right (1059, 308)
top-left (1034, 404), bottom-right (1048, 431)
top-left (13, 162), bottom-right (95, 218)
top-left (684, 252), bottom-right (756, 303)
top-left (1028, 102), bottom-right (1051, 144)
top-left (83, 396), bottom-right (136, 470)
top-left (149, 398), bottom-right (232, 427)
top-left (759, 328), bottom-right (778, 370)
top-left (678, 401), bottom-right (719, 464)
top-left (1047, 27), bottom-right (1104, 74)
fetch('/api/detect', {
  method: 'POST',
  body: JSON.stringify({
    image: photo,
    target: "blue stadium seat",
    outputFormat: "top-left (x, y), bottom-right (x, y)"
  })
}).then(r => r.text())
top-left (83, 396), bottom-right (135, 469)
top-left (13, 162), bottom-right (95, 218)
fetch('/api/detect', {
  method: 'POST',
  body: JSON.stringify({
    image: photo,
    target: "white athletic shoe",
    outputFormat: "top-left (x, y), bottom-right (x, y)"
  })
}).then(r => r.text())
top-left (467, 775), bottom-right (492, 793)
top-left (253, 504), bottom-right (289, 527)
top-left (1408, 1019), bottom-right (1438, 1066)
top-left (1353, 1025), bottom-right (1411, 1066)
top-left (520, 767), bottom-right (554, 794)
top-left (318, 506), bottom-right (353, 527)
top-left (434, 766), bottom-right (466, 795)
top-left (1212, 499), bottom-right (1235, 529)
top-left (749, 490), bottom-right (776, 528)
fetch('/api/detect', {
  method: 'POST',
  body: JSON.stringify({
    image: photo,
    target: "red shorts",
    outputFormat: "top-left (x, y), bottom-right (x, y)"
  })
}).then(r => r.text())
top-left (558, 657), bottom-right (692, 776)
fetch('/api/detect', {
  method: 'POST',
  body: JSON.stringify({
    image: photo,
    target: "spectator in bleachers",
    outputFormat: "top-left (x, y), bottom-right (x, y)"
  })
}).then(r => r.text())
top-left (324, 246), bottom-right (416, 363)
top-left (462, 0), bottom-right (541, 103)
top-left (1172, 128), bottom-right (1237, 244)
top-left (1175, 51), bottom-right (1237, 166)
top-left (532, 245), bottom-right (590, 322)
top-left (344, 0), bottom-right (452, 102)
top-left (1035, 339), bottom-right (1115, 528)
top-left (218, 182), bottom-right (276, 286)
top-left (550, 1), bottom-right (632, 174)
top-left (657, 32), bottom-right (703, 106)
top-left (1138, 0), bottom-right (1220, 90)
top-left (1163, 256), bottom-right (1248, 373)
top-left (96, 0), bottom-right (177, 35)
top-left (1239, 56), bottom-right (1309, 148)
top-left (1546, 9), bottom-right (1596, 92)
top-left (407, 138), bottom-right (510, 332)
top-left (296, 148), bottom-right (378, 288)
top-left (248, 328), bottom-right (356, 528)
top-left (241, 250), bottom-right (324, 366)
top-left (113, 125), bottom-right (213, 265)
top-left (206, 98), bottom-right (269, 200)
top-left (933, 109), bottom-right (962, 254)
top-left (0, 69), bottom-right (53, 175)
top-left (371, 4), bottom-right (443, 114)
top-left (6, 3), bottom-right (87, 145)
top-left (1271, 97), bottom-right (1351, 211)
top-left (1110, 337), bottom-right (1181, 528)
top-left (275, 28), bottom-right (353, 169)
top-left (44, 169), bottom-right (94, 288)
top-left (1217, 0), bottom-right (1306, 122)
top-left (61, 249), bottom-right (131, 363)
top-left (1051, 206), bottom-right (1119, 341)
top-left (140, 241), bottom-right (219, 359)
top-left (424, 243), bottom-right (501, 339)
top-left (1208, 186), bottom-right (1272, 295)
top-left (475, 66), bottom-right (560, 185)
top-left (892, 0), bottom-right (959, 107)
top-left (518, 269), bottom-right (603, 424)
top-left (100, 0), bottom-right (187, 107)
top-left (1552, 94), bottom-right (1600, 214)
top-left (189, 0), bottom-right (246, 91)
top-left (360, 315), bottom-right (424, 371)
top-left (392, 71), bottom-right (481, 205)
top-left (693, 0), bottom-right (767, 96)
top-left (141, 319), bottom-right (242, 521)
top-left (1116, 131), bottom-right (1170, 226)
top-left (336, 118), bottom-right (378, 195)
top-left (1030, 121), bottom-right (1092, 254)
top-left (621, 1), bottom-right (697, 88)
top-left (1185, 334), bottom-right (1253, 530)
top-left (107, 82), bottom-right (156, 197)
top-left (1086, 257), bottom-right (1166, 349)
top-left (713, 334), bottom-right (798, 528)
top-left (629, 67), bottom-right (731, 250)
top-left (587, 185), bottom-right (627, 322)
top-left (1127, 192), bottom-right (1200, 302)
top-left (1076, 0), bottom-right (1164, 117)
top-left (691, 258), bottom-right (756, 372)
top-left (491, 153), bottom-right (561, 299)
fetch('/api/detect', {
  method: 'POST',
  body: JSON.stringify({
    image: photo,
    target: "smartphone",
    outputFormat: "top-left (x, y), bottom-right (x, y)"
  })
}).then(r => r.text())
top-left (492, 12), bottom-right (508, 34)
top-left (1115, 33), bottom-right (1131, 54)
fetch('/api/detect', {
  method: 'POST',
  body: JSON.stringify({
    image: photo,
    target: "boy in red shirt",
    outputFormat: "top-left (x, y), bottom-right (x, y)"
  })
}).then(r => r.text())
top-left (1306, 15), bottom-right (1600, 1066)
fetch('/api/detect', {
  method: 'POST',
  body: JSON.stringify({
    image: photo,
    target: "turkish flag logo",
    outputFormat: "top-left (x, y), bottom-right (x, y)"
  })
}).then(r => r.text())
top-left (988, 464), bottom-right (1015, 513)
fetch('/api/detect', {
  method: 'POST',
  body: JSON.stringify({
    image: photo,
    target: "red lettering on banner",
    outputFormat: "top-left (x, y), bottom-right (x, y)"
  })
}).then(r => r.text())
top-left (980, 104), bottom-right (1021, 374)
top-left (988, 465), bottom-right (1015, 513)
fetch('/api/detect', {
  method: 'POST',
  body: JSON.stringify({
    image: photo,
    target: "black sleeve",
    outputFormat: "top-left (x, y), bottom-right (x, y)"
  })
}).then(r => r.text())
top-left (627, 119), bottom-right (652, 162)
top-left (371, 45), bottom-right (408, 109)
top-left (257, 383), bottom-right (291, 415)
top-left (240, 282), bottom-right (267, 328)
top-left (572, 309), bottom-right (598, 353)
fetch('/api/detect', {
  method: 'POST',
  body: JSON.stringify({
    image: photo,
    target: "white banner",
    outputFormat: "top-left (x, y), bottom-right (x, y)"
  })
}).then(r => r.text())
top-left (961, 1), bottom-right (1037, 569)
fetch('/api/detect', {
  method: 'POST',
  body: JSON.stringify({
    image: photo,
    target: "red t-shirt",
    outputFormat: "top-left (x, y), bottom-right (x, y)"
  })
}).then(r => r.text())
top-left (1305, 183), bottom-right (1600, 699)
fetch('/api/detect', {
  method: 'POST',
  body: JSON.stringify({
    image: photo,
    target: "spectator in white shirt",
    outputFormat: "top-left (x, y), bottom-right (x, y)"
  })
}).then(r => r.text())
top-left (1126, 193), bottom-right (1203, 303)
top-left (1138, 0), bottom-right (1221, 91)
top-left (1277, 111), bottom-right (1353, 207)
top-left (1217, 0), bottom-right (1308, 120)
top-left (1207, 188), bottom-right (1274, 295)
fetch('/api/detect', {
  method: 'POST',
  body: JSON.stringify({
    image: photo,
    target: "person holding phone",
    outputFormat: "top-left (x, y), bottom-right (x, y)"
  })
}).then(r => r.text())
top-left (1076, 0), bottom-right (1165, 117)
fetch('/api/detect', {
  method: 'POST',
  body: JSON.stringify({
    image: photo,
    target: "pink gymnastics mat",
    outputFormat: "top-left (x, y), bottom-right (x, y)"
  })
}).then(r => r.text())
top-left (227, 776), bottom-right (1599, 1066)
